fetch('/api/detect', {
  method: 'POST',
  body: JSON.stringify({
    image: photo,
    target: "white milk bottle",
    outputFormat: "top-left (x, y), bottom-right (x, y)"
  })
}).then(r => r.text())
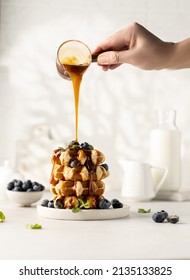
top-left (149, 110), bottom-right (181, 192)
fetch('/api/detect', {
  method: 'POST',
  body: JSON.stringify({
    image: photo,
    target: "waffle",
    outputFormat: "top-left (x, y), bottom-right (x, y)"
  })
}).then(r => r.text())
top-left (51, 180), bottom-right (105, 196)
top-left (51, 148), bottom-right (105, 166)
top-left (49, 141), bottom-right (109, 209)
top-left (51, 164), bottom-right (109, 182)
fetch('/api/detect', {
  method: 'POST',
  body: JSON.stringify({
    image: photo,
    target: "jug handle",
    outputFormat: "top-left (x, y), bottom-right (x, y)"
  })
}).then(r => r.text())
top-left (150, 165), bottom-right (168, 193)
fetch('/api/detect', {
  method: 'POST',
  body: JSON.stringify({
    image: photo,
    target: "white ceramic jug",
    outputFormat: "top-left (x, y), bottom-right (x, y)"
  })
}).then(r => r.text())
top-left (119, 160), bottom-right (168, 201)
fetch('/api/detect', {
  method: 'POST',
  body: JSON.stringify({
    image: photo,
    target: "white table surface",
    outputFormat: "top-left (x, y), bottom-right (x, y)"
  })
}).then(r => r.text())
top-left (1, 190), bottom-right (190, 260)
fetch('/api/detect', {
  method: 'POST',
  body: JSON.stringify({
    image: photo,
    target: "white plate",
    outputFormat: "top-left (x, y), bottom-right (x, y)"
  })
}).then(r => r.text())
top-left (37, 204), bottom-right (130, 221)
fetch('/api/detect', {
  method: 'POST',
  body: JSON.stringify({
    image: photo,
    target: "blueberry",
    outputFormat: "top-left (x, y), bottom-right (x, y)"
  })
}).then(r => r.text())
top-left (37, 184), bottom-right (45, 191)
top-left (111, 199), bottom-right (120, 204)
top-left (40, 185), bottom-right (45, 191)
top-left (111, 199), bottom-right (123, 209)
top-left (32, 181), bottom-right (40, 187)
top-left (152, 212), bottom-right (166, 223)
top-left (70, 159), bottom-right (80, 168)
top-left (32, 184), bottom-right (41, 192)
top-left (48, 200), bottom-right (54, 208)
top-left (80, 142), bottom-right (94, 150)
top-left (54, 199), bottom-right (64, 209)
top-left (68, 141), bottom-right (80, 150)
top-left (41, 199), bottom-right (49, 207)
top-left (167, 215), bottom-right (179, 224)
top-left (26, 188), bottom-right (33, 192)
top-left (101, 163), bottom-right (109, 171)
top-left (99, 199), bottom-right (111, 209)
top-left (68, 140), bottom-right (79, 147)
top-left (32, 182), bottom-right (45, 191)
top-left (14, 180), bottom-right (23, 190)
top-left (22, 180), bottom-right (32, 191)
top-left (7, 181), bottom-right (15, 190)
top-left (161, 210), bottom-right (168, 219)
top-left (13, 186), bottom-right (22, 192)
top-left (12, 179), bottom-right (19, 185)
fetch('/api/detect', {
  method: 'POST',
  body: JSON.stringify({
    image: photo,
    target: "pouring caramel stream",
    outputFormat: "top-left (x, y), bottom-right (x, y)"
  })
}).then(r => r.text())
top-left (62, 63), bottom-right (89, 142)
top-left (57, 40), bottom-right (91, 141)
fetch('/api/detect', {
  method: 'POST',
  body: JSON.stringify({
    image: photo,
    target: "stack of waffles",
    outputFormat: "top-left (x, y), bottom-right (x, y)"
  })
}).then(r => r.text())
top-left (49, 141), bottom-right (109, 209)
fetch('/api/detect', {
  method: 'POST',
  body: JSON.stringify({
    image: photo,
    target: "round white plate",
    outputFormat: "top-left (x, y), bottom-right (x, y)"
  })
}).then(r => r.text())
top-left (37, 204), bottom-right (130, 221)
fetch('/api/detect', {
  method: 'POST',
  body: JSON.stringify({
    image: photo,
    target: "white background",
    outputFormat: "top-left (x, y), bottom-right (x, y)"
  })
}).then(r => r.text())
top-left (0, 0), bottom-right (190, 191)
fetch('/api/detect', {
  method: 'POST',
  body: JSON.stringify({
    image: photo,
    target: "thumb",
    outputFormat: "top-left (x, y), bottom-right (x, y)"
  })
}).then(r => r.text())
top-left (97, 51), bottom-right (120, 65)
top-left (97, 50), bottom-right (130, 65)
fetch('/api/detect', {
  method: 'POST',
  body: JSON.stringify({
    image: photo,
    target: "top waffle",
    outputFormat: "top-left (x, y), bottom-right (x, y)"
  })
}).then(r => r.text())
top-left (51, 146), bottom-right (105, 166)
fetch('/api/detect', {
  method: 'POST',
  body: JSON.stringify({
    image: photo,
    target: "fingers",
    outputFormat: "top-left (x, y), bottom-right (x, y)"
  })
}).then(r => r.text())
top-left (92, 30), bottom-right (126, 55)
top-left (92, 23), bottom-right (136, 55)
top-left (101, 64), bottom-right (121, 71)
top-left (92, 23), bottom-right (137, 69)
top-left (93, 22), bottom-right (153, 71)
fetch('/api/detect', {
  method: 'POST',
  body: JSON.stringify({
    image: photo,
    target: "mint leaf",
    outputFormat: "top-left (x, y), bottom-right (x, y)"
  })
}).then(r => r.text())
top-left (83, 200), bottom-right (90, 209)
top-left (72, 207), bottom-right (80, 213)
top-left (0, 211), bottom-right (5, 222)
top-left (58, 147), bottom-right (66, 152)
top-left (72, 199), bottom-right (90, 213)
top-left (138, 208), bottom-right (151, 213)
top-left (26, 223), bottom-right (42, 229)
top-left (78, 199), bottom-right (90, 209)
top-left (78, 199), bottom-right (85, 208)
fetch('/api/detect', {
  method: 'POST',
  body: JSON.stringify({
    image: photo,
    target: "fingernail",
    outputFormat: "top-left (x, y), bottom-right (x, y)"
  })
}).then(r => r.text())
top-left (98, 55), bottom-right (109, 64)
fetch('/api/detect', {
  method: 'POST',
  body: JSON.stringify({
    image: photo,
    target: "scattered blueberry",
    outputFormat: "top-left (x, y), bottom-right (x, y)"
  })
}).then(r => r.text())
top-left (54, 199), bottom-right (64, 209)
top-left (70, 159), bottom-right (80, 168)
top-left (111, 199), bottom-right (123, 209)
top-left (80, 142), bottom-right (94, 150)
top-left (152, 210), bottom-right (179, 224)
top-left (41, 199), bottom-right (49, 207)
top-left (101, 163), bottom-right (109, 171)
top-left (48, 200), bottom-right (54, 208)
top-left (161, 210), bottom-right (168, 220)
top-left (167, 215), bottom-right (179, 224)
top-left (152, 211), bottom-right (166, 223)
top-left (99, 198), bottom-right (111, 209)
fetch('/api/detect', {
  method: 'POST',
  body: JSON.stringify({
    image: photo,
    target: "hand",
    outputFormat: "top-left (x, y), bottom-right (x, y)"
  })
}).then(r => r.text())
top-left (93, 22), bottom-right (176, 71)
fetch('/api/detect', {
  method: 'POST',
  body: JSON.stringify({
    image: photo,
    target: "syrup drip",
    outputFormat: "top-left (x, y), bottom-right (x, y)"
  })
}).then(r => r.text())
top-left (61, 63), bottom-right (89, 142)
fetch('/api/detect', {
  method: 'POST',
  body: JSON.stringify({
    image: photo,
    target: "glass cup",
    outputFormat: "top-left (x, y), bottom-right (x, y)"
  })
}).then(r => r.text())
top-left (56, 40), bottom-right (101, 80)
top-left (56, 40), bottom-right (93, 80)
